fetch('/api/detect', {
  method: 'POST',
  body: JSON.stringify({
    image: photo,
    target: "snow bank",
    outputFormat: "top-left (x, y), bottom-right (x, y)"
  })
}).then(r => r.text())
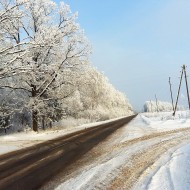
top-left (144, 101), bottom-right (184, 112)
top-left (142, 142), bottom-right (190, 190)
top-left (141, 111), bottom-right (190, 131)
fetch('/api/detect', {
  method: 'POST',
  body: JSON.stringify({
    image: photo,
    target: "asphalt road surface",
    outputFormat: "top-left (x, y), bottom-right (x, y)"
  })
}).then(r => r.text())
top-left (0, 115), bottom-right (136, 190)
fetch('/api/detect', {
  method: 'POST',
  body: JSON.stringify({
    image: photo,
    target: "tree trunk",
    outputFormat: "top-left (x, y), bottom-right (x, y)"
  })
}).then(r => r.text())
top-left (31, 84), bottom-right (38, 131)
top-left (32, 111), bottom-right (38, 132)
top-left (42, 116), bottom-right (45, 130)
top-left (50, 121), bottom-right (52, 128)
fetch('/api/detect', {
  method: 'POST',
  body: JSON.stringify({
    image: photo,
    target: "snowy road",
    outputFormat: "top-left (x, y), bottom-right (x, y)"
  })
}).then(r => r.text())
top-left (0, 115), bottom-right (136, 190)
top-left (42, 111), bottom-right (190, 190)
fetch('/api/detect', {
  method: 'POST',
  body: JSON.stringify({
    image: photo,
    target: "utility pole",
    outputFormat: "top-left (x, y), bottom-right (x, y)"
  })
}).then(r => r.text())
top-left (169, 77), bottom-right (175, 112)
top-left (183, 65), bottom-right (190, 110)
top-left (155, 94), bottom-right (159, 112)
top-left (173, 67), bottom-right (184, 116)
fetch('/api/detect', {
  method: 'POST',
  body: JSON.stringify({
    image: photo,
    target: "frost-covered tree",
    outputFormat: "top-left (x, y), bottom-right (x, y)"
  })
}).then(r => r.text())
top-left (0, 0), bottom-right (28, 132)
top-left (62, 66), bottom-right (133, 121)
top-left (0, 0), bottom-right (91, 131)
top-left (0, 0), bottom-right (28, 80)
top-left (0, 0), bottom-right (133, 132)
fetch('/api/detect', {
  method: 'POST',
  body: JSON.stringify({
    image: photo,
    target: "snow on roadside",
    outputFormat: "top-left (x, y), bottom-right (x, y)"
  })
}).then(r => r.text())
top-left (119, 110), bottom-right (190, 142)
top-left (0, 116), bottom-right (127, 155)
top-left (0, 145), bottom-right (20, 155)
top-left (139, 110), bottom-right (190, 131)
top-left (134, 141), bottom-right (190, 190)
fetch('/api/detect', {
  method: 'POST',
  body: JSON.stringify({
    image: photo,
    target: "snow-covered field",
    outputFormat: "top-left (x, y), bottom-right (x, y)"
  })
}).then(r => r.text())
top-left (1, 111), bottom-right (190, 190)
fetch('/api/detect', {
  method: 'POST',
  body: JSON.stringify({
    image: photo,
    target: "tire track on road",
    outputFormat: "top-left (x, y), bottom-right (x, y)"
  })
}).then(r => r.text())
top-left (109, 128), bottom-right (190, 190)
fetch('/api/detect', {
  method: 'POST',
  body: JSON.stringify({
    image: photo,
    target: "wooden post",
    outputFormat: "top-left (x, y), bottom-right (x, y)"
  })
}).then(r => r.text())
top-left (169, 77), bottom-right (175, 112)
top-left (183, 65), bottom-right (190, 110)
top-left (173, 68), bottom-right (184, 116)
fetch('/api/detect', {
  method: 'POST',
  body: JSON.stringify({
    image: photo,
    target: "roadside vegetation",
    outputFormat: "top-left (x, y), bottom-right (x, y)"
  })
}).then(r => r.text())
top-left (0, 0), bottom-right (133, 133)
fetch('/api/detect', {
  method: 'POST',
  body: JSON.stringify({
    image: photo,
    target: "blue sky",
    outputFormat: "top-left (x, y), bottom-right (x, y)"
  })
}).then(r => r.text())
top-left (57, 0), bottom-right (190, 111)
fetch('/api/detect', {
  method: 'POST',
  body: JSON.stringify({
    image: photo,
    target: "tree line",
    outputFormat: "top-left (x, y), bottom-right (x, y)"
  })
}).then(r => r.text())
top-left (0, 0), bottom-right (133, 132)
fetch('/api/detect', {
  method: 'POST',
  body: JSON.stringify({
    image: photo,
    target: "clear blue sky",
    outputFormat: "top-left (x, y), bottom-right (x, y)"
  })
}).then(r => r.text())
top-left (57, 0), bottom-right (190, 111)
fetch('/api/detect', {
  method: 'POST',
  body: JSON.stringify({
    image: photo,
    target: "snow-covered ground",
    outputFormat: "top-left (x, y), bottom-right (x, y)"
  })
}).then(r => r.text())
top-left (0, 116), bottom-right (125, 155)
top-left (41, 110), bottom-right (190, 190)
top-left (135, 142), bottom-right (190, 190)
